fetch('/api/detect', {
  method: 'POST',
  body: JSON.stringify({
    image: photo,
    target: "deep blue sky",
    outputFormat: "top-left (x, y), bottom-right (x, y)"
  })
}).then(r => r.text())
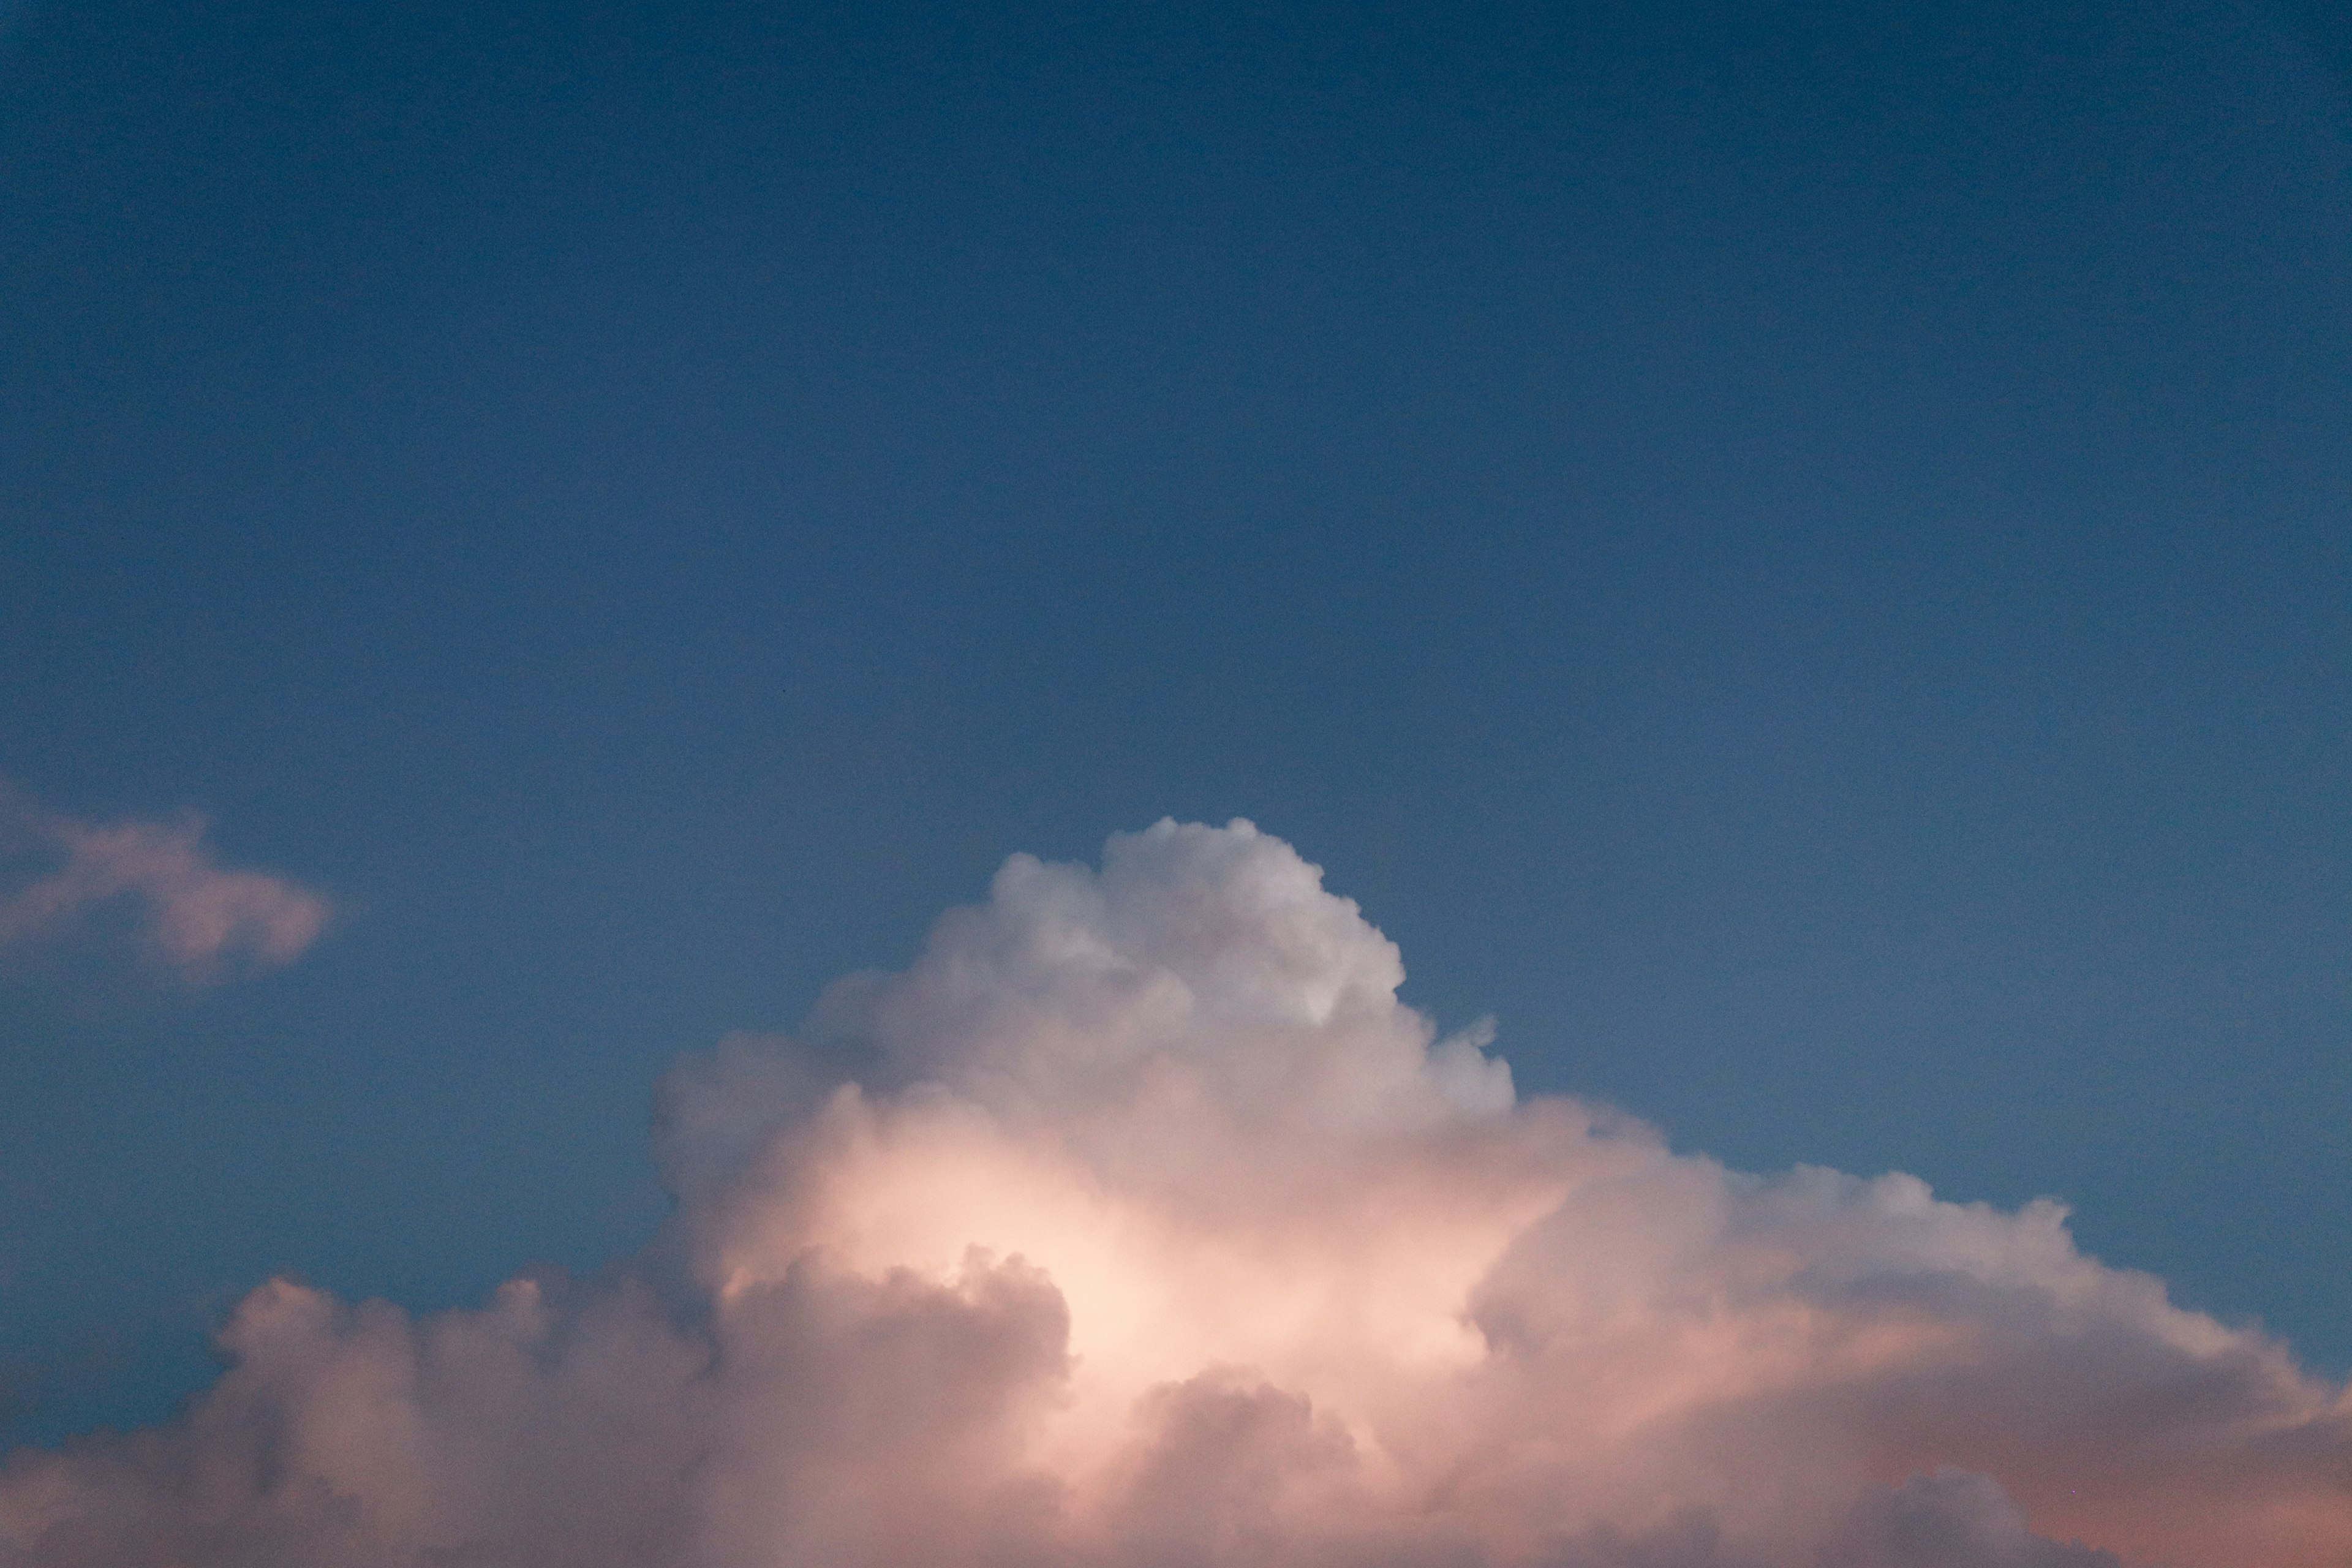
top-left (3, 0), bottom-right (2348, 1443)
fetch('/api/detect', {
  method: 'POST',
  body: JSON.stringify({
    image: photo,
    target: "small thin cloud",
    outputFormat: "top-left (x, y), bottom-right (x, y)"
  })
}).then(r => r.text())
top-left (0, 785), bottom-right (330, 982)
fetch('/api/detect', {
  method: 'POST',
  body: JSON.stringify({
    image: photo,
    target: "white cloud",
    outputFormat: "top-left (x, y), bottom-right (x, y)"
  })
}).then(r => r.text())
top-left (1, 820), bottom-right (2343, 1567)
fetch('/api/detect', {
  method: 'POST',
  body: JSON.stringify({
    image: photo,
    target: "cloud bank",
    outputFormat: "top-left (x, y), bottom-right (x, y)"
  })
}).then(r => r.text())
top-left (2, 821), bottom-right (2344, 1567)
top-left (0, 788), bottom-right (328, 981)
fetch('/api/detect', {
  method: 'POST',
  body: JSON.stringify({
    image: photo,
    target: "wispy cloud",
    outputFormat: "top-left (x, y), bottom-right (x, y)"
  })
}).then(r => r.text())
top-left (0, 786), bottom-right (329, 981)
top-left (0, 821), bottom-right (2342, 1566)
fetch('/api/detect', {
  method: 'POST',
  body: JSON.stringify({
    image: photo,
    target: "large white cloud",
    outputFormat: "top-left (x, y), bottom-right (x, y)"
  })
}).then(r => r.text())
top-left (2, 820), bottom-right (2343, 1567)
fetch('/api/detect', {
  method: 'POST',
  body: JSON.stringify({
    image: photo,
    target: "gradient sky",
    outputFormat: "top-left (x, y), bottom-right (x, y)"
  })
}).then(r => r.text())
top-left (2, 0), bottom-right (2348, 1451)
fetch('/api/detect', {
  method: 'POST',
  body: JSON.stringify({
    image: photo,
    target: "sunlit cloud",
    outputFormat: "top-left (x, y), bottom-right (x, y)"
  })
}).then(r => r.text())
top-left (1, 820), bottom-right (2342, 1566)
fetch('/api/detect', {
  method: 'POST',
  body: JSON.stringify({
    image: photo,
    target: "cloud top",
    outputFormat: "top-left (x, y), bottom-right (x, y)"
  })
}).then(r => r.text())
top-left (2, 820), bottom-right (2345, 1567)
top-left (0, 788), bottom-right (328, 981)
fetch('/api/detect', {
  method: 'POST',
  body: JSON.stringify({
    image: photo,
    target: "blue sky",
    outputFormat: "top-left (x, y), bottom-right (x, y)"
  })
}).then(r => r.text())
top-left (2, 0), bottom-right (2348, 1447)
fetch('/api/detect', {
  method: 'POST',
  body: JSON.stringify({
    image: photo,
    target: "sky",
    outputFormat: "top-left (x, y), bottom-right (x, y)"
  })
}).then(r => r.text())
top-left (1, 0), bottom-right (2349, 1555)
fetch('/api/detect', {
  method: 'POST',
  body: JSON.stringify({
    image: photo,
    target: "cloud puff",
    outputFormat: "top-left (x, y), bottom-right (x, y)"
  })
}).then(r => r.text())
top-left (0, 788), bottom-right (328, 980)
top-left (1822, 1471), bottom-right (2119, 1568)
top-left (1, 820), bottom-right (2344, 1567)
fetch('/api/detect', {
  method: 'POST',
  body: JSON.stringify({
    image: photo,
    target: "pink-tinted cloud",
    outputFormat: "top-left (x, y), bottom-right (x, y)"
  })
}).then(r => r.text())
top-left (2, 821), bottom-right (2344, 1567)
top-left (0, 789), bottom-right (328, 981)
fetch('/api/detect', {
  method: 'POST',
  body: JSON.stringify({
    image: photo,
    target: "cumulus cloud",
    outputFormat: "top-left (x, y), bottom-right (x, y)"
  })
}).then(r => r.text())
top-left (0, 787), bottom-right (328, 980)
top-left (2, 820), bottom-right (2345, 1567)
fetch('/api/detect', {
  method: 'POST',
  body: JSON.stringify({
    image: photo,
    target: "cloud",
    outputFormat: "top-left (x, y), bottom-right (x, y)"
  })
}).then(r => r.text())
top-left (1, 820), bottom-right (2345, 1567)
top-left (1822, 1471), bottom-right (2119, 1568)
top-left (0, 787), bottom-right (329, 981)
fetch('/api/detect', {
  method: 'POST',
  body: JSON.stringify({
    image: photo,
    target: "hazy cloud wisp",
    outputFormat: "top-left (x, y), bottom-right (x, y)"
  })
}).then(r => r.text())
top-left (0, 790), bottom-right (329, 981)
top-left (1, 820), bottom-right (2343, 1567)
